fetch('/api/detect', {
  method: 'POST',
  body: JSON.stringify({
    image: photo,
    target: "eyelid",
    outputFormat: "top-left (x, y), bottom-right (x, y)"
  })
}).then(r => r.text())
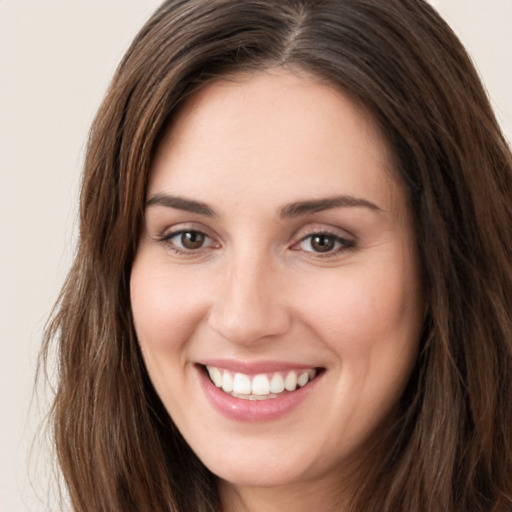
top-left (291, 223), bottom-right (355, 243)
top-left (156, 223), bottom-right (220, 254)
top-left (155, 220), bottom-right (215, 239)
top-left (153, 222), bottom-right (355, 257)
top-left (290, 224), bottom-right (356, 256)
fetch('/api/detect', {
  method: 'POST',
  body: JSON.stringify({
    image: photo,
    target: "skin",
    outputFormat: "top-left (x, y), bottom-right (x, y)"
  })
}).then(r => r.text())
top-left (130, 69), bottom-right (425, 511)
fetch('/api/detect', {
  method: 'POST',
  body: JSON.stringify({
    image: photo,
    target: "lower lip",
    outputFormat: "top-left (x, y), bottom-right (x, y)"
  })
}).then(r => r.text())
top-left (197, 366), bottom-right (322, 422)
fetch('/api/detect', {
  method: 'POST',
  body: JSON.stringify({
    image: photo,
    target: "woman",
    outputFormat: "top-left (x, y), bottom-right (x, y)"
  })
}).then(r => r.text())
top-left (41, 0), bottom-right (512, 510)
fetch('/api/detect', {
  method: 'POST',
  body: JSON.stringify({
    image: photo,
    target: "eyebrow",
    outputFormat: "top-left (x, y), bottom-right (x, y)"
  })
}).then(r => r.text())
top-left (145, 193), bottom-right (382, 218)
top-left (146, 194), bottom-right (216, 216)
top-left (279, 195), bottom-right (382, 217)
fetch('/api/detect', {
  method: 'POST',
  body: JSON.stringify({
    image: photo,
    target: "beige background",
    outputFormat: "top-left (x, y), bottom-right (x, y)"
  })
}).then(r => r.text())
top-left (0, 1), bottom-right (510, 510)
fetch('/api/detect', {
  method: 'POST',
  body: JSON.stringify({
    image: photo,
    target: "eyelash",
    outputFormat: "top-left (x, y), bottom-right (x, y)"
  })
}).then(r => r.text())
top-left (292, 231), bottom-right (356, 258)
top-left (157, 227), bottom-right (356, 258)
top-left (158, 229), bottom-right (217, 255)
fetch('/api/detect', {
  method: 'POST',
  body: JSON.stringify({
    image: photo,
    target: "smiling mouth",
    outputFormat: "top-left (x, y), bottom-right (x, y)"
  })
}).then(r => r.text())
top-left (202, 365), bottom-right (323, 400)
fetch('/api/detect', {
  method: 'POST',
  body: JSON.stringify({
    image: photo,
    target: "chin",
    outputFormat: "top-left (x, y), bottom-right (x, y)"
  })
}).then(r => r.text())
top-left (208, 458), bottom-right (307, 488)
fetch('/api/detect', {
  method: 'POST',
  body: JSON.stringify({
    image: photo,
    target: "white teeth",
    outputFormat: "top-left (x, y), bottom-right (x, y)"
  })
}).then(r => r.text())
top-left (206, 366), bottom-right (318, 398)
top-left (252, 374), bottom-right (270, 395)
top-left (231, 392), bottom-right (275, 401)
top-left (221, 372), bottom-right (233, 392)
top-left (270, 373), bottom-right (285, 393)
top-left (284, 371), bottom-right (298, 391)
top-left (297, 371), bottom-right (309, 387)
top-left (233, 373), bottom-right (251, 394)
top-left (207, 366), bottom-right (223, 387)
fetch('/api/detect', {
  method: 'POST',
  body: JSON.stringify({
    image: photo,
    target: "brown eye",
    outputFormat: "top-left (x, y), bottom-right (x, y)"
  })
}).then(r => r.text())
top-left (310, 234), bottom-right (336, 253)
top-left (180, 231), bottom-right (206, 249)
top-left (160, 229), bottom-right (216, 253)
top-left (295, 232), bottom-right (354, 255)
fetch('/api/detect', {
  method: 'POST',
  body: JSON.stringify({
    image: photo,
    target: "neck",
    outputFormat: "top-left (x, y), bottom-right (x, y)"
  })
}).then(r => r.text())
top-left (216, 416), bottom-right (400, 512)
top-left (218, 472), bottom-right (353, 512)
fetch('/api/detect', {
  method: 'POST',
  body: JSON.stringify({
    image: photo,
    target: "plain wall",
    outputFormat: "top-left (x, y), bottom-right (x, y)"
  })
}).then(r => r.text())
top-left (0, 1), bottom-right (510, 510)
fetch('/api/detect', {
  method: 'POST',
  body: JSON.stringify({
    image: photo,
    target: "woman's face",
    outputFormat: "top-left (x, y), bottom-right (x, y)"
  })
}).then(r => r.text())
top-left (130, 70), bottom-right (424, 495)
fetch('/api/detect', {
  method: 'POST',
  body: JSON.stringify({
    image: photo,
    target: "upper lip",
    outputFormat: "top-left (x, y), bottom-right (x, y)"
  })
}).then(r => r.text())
top-left (198, 358), bottom-right (322, 374)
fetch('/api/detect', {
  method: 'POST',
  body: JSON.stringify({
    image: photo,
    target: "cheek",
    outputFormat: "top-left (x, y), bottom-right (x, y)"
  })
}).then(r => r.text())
top-left (131, 275), bottom-right (175, 350)
top-left (303, 271), bottom-right (419, 340)
top-left (129, 255), bottom-right (210, 415)
top-left (130, 253), bottom-right (211, 348)
top-left (296, 251), bottom-right (423, 376)
top-left (130, 259), bottom-right (195, 364)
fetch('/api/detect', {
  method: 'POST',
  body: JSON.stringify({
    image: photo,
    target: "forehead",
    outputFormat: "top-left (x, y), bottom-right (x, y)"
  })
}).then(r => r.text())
top-left (149, 69), bottom-right (403, 213)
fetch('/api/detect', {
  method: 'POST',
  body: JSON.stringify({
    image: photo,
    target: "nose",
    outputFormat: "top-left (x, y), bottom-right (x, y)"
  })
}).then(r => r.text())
top-left (207, 252), bottom-right (292, 346)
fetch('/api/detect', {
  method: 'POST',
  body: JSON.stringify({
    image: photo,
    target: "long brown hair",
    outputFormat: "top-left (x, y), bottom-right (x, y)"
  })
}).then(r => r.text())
top-left (41, 0), bottom-right (512, 510)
